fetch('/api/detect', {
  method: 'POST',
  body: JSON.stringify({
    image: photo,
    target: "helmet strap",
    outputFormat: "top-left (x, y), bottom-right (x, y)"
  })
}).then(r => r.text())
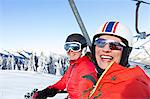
top-left (81, 47), bottom-right (87, 57)
top-left (120, 47), bottom-right (132, 67)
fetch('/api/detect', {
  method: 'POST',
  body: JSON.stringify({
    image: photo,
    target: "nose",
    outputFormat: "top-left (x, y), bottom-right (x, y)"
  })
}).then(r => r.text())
top-left (67, 49), bottom-right (74, 54)
top-left (102, 43), bottom-right (111, 53)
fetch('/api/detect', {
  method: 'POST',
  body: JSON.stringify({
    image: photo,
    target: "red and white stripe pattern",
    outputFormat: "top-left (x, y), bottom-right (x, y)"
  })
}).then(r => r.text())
top-left (102, 21), bottom-right (119, 33)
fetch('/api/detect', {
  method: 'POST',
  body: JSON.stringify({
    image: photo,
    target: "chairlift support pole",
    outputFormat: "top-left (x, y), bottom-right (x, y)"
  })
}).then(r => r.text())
top-left (68, 0), bottom-right (92, 51)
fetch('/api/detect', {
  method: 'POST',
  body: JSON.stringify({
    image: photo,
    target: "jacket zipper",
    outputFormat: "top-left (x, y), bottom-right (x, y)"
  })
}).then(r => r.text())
top-left (89, 61), bottom-right (114, 98)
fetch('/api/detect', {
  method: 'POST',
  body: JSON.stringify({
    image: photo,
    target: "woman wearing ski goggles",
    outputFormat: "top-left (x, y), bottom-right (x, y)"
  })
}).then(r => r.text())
top-left (32, 33), bottom-right (97, 99)
top-left (94, 35), bottom-right (126, 69)
top-left (89, 21), bottom-right (150, 99)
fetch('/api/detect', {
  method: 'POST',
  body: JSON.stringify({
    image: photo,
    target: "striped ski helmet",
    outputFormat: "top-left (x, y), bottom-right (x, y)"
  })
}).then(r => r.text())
top-left (92, 21), bottom-right (133, 67)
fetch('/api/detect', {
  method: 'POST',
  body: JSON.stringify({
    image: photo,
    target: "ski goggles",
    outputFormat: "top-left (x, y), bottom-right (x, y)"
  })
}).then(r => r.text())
top-left (94, 38), bottom-right (126, 51)
top-left (64, 42), bottom-right (82, 52)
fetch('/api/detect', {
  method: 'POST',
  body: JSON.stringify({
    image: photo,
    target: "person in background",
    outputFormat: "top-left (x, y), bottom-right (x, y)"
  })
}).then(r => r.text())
top-left (34, 53), bottom-right (38, 71)
top-left (32, 33), bottom-right (97, 99)
top-left (89, 21), bottom-right (150, 99)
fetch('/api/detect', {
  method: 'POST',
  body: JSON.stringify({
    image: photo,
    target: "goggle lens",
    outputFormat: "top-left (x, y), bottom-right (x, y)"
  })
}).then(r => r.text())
top-left (64, 42), bottom-right (81, 52)
top-left (94, 38), bottom-right (125, 51)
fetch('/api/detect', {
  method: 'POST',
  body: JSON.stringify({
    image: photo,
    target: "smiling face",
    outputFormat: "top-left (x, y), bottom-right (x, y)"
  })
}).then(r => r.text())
top-left (67, 50), bottom-right (82, 61)
top-left (95, 35), bottom-right (123, 69)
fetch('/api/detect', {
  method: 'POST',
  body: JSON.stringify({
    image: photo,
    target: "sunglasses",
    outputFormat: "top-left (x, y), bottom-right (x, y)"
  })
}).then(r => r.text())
top-left (64, 42), bottom-right (82, 52)
top-left (94, 38), bottom-right (126, 51)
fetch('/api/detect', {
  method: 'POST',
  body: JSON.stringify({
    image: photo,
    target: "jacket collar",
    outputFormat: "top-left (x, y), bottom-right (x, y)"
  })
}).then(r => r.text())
top-left (99, 62), bottom-right (147, 83)
top-left (69, 56), bottom-right (89, 66)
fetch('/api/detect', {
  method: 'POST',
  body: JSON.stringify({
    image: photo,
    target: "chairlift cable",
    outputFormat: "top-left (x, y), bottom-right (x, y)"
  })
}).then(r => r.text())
top-left (132, 0), bottom-right (150, 40)
top-left (143, 48), bottom-right (150, 57)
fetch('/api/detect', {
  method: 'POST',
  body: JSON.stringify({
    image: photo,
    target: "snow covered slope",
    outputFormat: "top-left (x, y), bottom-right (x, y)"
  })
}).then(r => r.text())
top-left (0, 70), bottom-right (67, 99)
top-left (0, 68), bottom-right (149, 99)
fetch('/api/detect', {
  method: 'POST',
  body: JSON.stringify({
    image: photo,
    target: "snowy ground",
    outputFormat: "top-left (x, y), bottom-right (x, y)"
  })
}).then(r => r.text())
top-left (0, 70), bottom-right (68, 99)
top-left (0, 67), bottom-right (149, 99)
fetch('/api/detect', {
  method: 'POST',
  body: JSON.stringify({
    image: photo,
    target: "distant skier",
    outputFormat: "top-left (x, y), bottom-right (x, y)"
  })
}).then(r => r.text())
top-left (32, 33), bottom-right (97, 99)
top-left (34, 53), bottom-right (38, 71)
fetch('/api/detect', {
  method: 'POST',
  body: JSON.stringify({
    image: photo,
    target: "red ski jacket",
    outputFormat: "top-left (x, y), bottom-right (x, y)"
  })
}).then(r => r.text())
top-left (89, 62), bottom-right (150, 99)
top-left (48, 56), bottom-right (97, 99)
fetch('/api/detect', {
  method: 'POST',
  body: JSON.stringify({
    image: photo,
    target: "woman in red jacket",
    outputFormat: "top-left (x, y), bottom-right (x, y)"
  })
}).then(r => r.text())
top-left (32, 33), bottom-right (97, 99)
top-left (89, 21), bottom-right (150, 99)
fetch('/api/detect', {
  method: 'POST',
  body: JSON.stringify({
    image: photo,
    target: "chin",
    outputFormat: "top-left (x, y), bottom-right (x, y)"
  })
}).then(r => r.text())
top-left (99, 62), bottom-right (110, 69)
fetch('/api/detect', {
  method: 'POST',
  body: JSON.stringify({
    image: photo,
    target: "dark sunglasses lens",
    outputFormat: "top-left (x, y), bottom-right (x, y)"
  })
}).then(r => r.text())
top-left (109, 42), bottom-right (123, 50)
top-left (71, 46), bottom-right (80, 51)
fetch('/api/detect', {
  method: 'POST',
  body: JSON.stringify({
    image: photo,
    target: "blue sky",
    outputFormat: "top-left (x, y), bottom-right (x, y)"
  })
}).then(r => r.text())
top-left (0, 0), bottom-right (150, 55)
